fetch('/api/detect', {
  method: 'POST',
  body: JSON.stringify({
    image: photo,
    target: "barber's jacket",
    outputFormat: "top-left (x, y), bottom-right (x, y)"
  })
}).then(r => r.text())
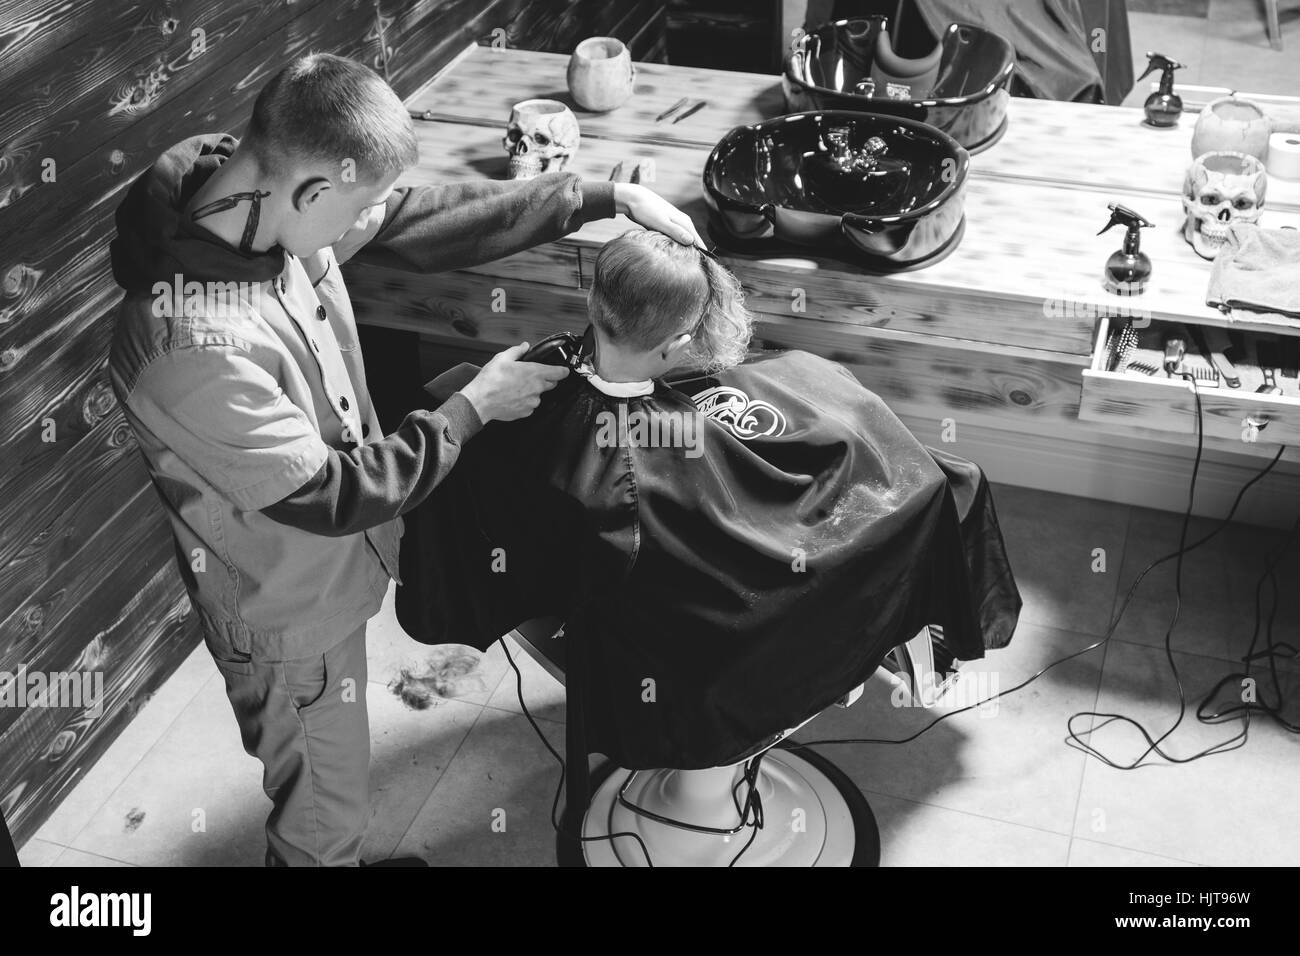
top-left (108, 135), bottom-right (614, 661)
top-left (111, 247), bottom-right (397, 660)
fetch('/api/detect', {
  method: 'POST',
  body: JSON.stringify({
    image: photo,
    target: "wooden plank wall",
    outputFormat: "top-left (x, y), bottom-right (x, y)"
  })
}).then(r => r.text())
top-left (0, 0), bottom-right (665, 849)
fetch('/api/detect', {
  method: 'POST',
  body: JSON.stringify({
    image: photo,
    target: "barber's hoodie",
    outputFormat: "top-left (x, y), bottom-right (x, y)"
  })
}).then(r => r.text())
top-left (108, 133), bottom-right (614, 660)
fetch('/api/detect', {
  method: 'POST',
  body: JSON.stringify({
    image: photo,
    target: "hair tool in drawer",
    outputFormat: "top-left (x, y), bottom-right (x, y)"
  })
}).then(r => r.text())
top-left (1162, 327), bottom-right (1187, 375)
top-left (1188, 324), bottom-right (1241, 388)
top-left (1105, 320), bottom-right (1138, 372)
top-left (1255, 336), bottom-right (1285, 396)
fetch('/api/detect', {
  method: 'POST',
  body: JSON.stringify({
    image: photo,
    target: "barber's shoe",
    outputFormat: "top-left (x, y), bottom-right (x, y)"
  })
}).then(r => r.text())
top-left (361, 856), bottom-right (429, 867)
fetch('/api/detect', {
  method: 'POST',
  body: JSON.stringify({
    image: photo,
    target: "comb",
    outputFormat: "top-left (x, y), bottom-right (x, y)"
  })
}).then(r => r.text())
top-left (1190, 366), bottom-right (1221, 386)
top-left (1125, 360), bottom-right (1159, 375)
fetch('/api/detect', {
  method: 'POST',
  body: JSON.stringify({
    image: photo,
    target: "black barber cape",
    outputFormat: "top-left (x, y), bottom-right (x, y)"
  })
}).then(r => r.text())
top-left (398, 349), bottom-right (1020, 769)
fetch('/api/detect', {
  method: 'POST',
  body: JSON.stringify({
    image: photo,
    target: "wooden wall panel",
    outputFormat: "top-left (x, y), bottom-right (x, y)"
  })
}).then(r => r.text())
top-left (0, 488), bottom-right (174, 718)
top-left (0, 412), bottom-right (138, 594)
top-left (0, 564), bottom-right (193, 842)
top-left (0, 0), bottom-right (340, 213)
top-left (0, 452), bottom-right (152, 632)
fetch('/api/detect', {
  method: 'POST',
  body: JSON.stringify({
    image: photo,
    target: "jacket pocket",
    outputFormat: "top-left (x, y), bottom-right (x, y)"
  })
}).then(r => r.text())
top-left (201, 627), bottom-right (256, 677)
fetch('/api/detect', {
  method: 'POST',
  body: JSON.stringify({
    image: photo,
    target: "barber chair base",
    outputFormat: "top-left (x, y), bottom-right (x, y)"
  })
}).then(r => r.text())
top-left (558, 743), bottom-right (879, 867)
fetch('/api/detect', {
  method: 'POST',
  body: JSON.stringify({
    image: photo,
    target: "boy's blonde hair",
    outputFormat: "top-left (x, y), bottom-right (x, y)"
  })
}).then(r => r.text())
top-left (588, 228), bottom-right (753, 373)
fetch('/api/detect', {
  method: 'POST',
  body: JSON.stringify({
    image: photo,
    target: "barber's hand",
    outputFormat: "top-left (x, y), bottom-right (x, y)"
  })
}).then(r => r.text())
top-left (460, 342), bottom-right (569, 424)
top-left (614, 183), bottom-right (706, 249)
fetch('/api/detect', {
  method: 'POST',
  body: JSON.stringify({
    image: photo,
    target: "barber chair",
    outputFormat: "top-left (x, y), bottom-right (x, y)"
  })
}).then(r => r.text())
top-left (507, 617), bottom-right (961, 867)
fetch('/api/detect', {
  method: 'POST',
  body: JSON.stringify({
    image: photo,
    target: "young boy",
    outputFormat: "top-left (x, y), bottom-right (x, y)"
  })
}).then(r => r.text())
top-left (405, 227), bottom-right (1022, 774)
top-left (583, 227), bottom-right (753, 381)
top-left (107, 54), bottom-right (702, 867)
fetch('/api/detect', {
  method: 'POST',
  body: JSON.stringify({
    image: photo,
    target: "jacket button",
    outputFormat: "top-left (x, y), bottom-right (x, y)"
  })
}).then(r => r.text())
top-left (362, 423), bottom-right (371, 438)
top-left (340, 396), bottom-right (350, 411)
top-left (316, 305), bottom-right (327, 320)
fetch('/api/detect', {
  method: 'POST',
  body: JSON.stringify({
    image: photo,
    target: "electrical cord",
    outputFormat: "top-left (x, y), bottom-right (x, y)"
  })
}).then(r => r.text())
top-left (1063, 370), bottom-right (1244, 768)
top-left (1195, 513), bottom-right (1300, 732)
top-left (787, 371), bottom-right (1294, 762)
top-left (727, 753), bottom-right (766, 867)
top-left (1068, 373), bottom-right (1297, 766)
top-left (499, 637), bottom-right (656, 867)
top-left (503, 635), bottom-right (768, 867)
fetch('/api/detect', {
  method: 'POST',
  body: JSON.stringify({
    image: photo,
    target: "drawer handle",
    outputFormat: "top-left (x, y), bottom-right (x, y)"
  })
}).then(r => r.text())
top-left (1242, 415), bottom-right (1270, 442)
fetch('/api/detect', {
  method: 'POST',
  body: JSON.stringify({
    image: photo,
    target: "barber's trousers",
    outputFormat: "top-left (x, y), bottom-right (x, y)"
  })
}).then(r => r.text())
top-left (202, 622), bottom-right (371, 867)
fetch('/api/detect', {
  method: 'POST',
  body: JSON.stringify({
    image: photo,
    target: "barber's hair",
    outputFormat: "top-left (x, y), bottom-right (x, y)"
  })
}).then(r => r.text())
top-left (243, 53), bottom-right (418, 181)
top-left (588, 228), bottom-right (753, 373)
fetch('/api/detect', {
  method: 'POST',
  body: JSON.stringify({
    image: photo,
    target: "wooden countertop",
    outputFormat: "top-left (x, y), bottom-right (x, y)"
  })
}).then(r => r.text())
top-left (413, 46), bottom-right (1300, 208)
top-left (401, 45), bottom-right (1300, 355)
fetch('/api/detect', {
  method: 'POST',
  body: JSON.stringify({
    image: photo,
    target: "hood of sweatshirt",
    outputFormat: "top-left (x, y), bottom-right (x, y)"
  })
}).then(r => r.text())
top-left (110, 133), bottom-right (286, 292)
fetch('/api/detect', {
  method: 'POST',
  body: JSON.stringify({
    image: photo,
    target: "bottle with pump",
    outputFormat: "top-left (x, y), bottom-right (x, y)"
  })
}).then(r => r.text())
top-left (1098, 202), bottom-right (1154, 296)
top-left (1137, 52), bottom-right (1185, 128)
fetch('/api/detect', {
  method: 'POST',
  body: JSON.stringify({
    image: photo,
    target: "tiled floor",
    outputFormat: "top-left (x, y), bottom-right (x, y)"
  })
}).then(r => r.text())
top-left (17, 483), bottom-right (1300, 867)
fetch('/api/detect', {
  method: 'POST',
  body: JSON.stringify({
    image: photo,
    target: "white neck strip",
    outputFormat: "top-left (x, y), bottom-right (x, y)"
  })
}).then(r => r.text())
top-left (584, 370), bottom-right (654, 397)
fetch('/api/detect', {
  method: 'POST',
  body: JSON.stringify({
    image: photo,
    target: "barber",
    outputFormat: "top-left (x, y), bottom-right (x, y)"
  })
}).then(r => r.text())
top-left (108, 53), bottom-right (703, 867)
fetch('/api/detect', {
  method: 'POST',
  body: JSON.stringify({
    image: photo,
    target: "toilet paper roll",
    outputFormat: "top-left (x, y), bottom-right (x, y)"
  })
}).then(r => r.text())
top-left (1266, 132), bottom-right (1300, 181)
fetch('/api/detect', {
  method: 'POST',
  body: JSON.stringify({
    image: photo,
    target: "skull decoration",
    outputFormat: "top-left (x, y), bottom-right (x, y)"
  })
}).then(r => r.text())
top-left (502, 99), bottom-right (580, 180)
top-left (1182, 151), bottom-right (1267, 259)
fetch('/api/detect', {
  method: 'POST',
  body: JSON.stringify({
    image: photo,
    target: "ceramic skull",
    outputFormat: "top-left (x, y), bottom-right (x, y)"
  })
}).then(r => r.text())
top-left (1182, 151), bottom-right (1267, 259)
top-left (502, 99), bottom-right (580, 180)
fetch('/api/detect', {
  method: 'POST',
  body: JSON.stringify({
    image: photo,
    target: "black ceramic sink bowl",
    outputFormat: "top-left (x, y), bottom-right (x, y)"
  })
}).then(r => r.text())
top-left (703, 110), bottom-right (969, 268)
top-left (784, 15), bottom-right (1014, 153)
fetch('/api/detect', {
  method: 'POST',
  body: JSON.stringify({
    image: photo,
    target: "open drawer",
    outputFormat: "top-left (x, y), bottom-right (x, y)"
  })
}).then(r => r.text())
top-left (1080, 316), bottom-right (1300, 445)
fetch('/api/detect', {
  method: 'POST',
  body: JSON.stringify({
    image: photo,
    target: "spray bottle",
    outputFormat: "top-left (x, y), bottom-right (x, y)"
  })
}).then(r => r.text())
top-left (1098, 202), bottom-right (1154, 296)
top-left (1137, 52), bottom-right (1185, 128)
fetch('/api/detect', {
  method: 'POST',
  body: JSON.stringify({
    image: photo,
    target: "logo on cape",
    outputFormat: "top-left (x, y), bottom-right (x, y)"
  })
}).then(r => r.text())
top-left (690, 386), bottom-right (787, 440)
